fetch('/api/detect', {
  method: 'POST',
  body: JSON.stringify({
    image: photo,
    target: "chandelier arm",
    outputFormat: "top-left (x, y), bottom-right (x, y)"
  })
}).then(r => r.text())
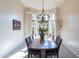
top-left (43, 0), bottom-right (44, 10)
top-left (42, 0), bottom-right (44, 21)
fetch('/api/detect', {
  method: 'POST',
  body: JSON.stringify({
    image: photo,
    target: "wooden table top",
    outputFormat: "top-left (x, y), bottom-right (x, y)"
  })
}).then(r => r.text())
top-left (29, 39), bottom-right (57, 50)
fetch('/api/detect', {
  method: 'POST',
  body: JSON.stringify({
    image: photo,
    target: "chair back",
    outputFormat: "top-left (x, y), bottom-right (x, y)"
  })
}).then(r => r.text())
top-left (28, 36), bottom-right (32, 43)
top-left (31, 35), bottom-right (34, 42)
top-left (25, 36), bottom-right (32, 47)
top-left (55, 36), bottom-right (62, 52)
top-left (55, 36), bottom-right (61, 46)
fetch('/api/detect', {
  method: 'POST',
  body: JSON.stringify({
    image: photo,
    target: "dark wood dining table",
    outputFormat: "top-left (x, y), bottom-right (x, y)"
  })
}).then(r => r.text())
top-left (29, 38), bottom-right (57, 57)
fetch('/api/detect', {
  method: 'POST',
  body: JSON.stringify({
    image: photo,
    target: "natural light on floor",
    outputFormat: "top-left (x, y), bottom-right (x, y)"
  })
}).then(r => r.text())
top-left (9, 47), bottom-right (28, 58)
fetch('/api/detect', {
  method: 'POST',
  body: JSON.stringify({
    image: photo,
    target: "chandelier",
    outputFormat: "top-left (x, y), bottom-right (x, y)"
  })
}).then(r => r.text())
top-left (36, 0), bottom-right (50, 21)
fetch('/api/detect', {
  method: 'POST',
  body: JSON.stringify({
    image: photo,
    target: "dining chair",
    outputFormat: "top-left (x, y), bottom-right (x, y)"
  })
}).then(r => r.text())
top-left (25, 37), bottom-right (32, 57)
top-left (25, 37), bottom-right (31, 47)
top-left (45, 48), bottom-right (57, 58)
top-left (28, 48), bottom-right (41, 58)
top-left (55, 37), bottom-right (62, 58)
top-left (55, 35), bottom-right (61, 46)
top-left (25, 37), bottom-right (41, 58)
top-left (45, 37), bottom-right (62, 58)
top-left (30, 35), bottom-right (34, 42)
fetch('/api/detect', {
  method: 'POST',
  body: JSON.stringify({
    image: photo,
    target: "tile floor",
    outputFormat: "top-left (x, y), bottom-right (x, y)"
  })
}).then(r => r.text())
top-left (7, 43), bottom-right (78, 58)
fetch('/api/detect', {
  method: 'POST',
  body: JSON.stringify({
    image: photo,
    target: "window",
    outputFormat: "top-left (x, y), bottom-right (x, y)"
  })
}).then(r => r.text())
top-left (32, 13), bottom-right (56, 36)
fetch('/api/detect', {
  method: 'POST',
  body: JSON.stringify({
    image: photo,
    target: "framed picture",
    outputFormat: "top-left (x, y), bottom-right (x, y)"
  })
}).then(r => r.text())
top-left (13, 19), bottom-right (21, 30)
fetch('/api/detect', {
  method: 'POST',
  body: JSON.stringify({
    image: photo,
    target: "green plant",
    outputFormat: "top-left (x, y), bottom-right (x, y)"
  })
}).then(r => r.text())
top-left (38, 18), bottom-right (48, 33)
top-left (39, 27), bottom-right (48, 33)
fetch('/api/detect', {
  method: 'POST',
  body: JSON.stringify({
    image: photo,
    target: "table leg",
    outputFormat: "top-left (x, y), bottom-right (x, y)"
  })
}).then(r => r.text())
top-left (41, 50), bottom-right (45, 58)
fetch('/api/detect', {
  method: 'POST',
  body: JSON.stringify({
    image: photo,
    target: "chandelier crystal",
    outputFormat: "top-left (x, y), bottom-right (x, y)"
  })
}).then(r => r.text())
top-left (36, 0), bottom-right (50, 21)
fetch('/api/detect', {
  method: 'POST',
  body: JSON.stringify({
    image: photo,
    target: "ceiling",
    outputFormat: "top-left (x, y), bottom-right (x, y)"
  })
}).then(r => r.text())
top-left (21, 0), bottom-right (64, 10)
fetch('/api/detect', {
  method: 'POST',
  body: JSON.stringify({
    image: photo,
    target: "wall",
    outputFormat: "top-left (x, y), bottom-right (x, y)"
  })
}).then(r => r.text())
top-left (0, 0), bottom-right (25, 57)
top-left (59, 0), bottom-right (79, 57)
top-left (24, 10), bottom-right (32, 37)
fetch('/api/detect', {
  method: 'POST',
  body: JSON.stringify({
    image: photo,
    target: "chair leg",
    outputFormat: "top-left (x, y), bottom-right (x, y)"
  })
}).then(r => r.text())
top-left (45, 54), bottom-right (47, 58)
top-left (40, 54), bottom-right (41, 58)
top-left (57, 54), bottom-right (59, 58)
top-left (28, 54), bottom-right (30, 58)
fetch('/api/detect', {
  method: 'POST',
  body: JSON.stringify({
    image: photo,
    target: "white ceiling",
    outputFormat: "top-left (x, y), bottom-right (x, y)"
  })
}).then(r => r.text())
top-left (21, 0), bottom-right (64, 10)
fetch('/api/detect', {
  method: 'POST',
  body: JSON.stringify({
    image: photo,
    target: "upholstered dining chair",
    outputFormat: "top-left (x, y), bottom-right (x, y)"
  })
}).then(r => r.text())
top-left (25, 37), bottom-right (31, 47)
top-left (30, 35), bottom-right (34, 42)
top-left (55, 37), bottom-right (62, 58)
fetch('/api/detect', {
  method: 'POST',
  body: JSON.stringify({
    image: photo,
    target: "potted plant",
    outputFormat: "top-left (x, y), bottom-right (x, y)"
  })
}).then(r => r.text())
top-left (39, 25), bottom-right (48, 43)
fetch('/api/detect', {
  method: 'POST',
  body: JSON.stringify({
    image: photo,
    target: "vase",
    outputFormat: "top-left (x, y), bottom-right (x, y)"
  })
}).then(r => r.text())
top-left (39, 32), bottom-right (45, 44)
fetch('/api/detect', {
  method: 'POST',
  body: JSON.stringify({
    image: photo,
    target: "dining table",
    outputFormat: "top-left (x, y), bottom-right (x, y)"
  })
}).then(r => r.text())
top-left (29, 36), bottom-right (57, 58)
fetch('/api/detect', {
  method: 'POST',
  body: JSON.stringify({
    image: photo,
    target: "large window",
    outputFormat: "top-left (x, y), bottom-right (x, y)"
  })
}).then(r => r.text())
top-left (32, 13), bottom-right (56, 36)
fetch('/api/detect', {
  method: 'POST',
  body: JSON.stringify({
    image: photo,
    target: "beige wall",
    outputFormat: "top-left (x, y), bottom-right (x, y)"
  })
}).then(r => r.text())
top-left (55, 7), bottom-right (61, 35)
top-left (0, 0), bottom-right (25, 57)
top-left (59, 0), bottom-right (79, 57)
